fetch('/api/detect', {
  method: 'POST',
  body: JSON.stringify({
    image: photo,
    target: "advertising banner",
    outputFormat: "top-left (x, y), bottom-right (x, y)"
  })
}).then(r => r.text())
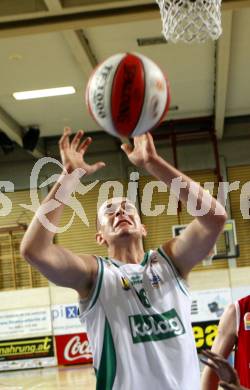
top-left (55, 333), bottom-right (92, 365)
top-left (190, 288), bottom-right (232, 322)
top-left (190, 289), bottom-right (231, 354)
top-left (0, 357), bottom-right (56, 371)
top-left (192, 320), bottom-right (219, 353)
top-left (0, 308), bottom-right (52, 341)
top-left (0, 335), bottom-right (56, 371)
top-left (52, 304), bottom-right (86, 335)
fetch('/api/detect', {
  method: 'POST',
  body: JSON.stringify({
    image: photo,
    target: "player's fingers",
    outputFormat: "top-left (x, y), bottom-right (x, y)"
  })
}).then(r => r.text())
top-left (71, 130), bottom-right (84, 150)
top-left (202, 350), bottom-right (226, 365)
top-left (201, 350), bottom-right (219, 360)
top-left (203, 350), bottom-right (220, 358)
top-left (200, 350), bottom-right (214, 359)
top-left (121, 143), bottom-right (133, 155)
top-left (146, 131), bottom-right (154, 144)
top-left (59, 127), bottom-right (71, 149)
top-left (134, 135), bottom-right (145, 146)
top-left (200, 358), bottom-right (219, 371)
top-left (78, 137), bottom-right (92, 154)
top-left (200, 358), bottom-right (213, 368)
top-left (133, 136), bottom-right (140, 145)
top-left (90, 161), bottom-right (106, 174)
top-left (219, 381), bottom-right (236, 390)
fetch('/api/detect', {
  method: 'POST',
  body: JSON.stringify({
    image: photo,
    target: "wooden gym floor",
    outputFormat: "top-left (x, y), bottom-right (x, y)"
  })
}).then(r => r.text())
top-left (0, 365), bottom-right (96, 389)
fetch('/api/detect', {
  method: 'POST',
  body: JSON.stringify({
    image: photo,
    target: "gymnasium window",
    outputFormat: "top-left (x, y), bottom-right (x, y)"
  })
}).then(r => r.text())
top-left (0, 189), bottom-right (48, 291)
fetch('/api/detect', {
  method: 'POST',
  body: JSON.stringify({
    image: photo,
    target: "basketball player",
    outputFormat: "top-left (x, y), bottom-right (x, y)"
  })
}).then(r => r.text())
top-left (21, 128), bottom-right (227, 390)
top-left (201, 295), bottom-right (250, 390)
top-left (201, 350), bottom-right (248, 390)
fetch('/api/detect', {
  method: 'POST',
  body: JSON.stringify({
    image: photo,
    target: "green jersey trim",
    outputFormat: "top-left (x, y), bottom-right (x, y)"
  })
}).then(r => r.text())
top-left (140, 251), bottom-right (150, 266)
top-left (157, 247), bottom-right (189, 296)
top-left (104, 251), bottom-right (149, 268)
top-left (96, 318), bottom-right (117, 390)
top-left (89, 257), bottom-right (104, 310)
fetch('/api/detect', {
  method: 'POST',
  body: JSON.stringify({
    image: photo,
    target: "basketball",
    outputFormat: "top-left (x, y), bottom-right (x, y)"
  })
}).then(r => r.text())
top-left (85, 52), bottom-right (170, 138)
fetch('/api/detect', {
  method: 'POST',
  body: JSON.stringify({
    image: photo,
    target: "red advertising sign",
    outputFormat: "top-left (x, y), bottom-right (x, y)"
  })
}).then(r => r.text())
top-left (55, 333), bottom-right (92, 365)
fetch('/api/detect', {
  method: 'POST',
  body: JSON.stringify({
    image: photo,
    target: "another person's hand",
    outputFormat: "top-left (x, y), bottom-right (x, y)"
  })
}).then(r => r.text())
top-left (121, 132), bottom-right (158, 168)
top-left (219, 382), bottom-right (248, 390)
top-left (200, 350), bottom-right (248, 390)
top-left (59, 127), bottom-right (105, 175)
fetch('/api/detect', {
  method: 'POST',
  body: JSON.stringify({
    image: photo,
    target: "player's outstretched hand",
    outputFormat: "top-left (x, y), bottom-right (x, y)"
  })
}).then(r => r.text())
top-left (200, 350), bottom-right (247, 389)
top-left (59, 127), bottom-right (105, 175)
top-left (219, 382), bottom-right (249, 390)
top-left (121, 132), bottom-right (158, 168)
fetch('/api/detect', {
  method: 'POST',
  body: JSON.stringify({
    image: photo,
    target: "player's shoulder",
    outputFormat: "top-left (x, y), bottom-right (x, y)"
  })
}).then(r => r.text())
top-left (237, 294), bottom-right (250, 305)
top-left (77, 253), bottom-right (99, 275)
top-left (78, 253), bottom-right (98, 262)
top-left (78, 254), bottom-right (113, 267)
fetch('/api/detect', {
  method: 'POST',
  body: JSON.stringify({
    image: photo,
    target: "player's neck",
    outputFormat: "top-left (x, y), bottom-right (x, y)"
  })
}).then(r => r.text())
top-left (108, 240), bottom-right (144, 264)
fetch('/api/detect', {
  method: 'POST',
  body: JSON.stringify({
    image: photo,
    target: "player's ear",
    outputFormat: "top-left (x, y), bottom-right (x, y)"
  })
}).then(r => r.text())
top-left (96, 231), bottom-right (107, 246)
top-left (141, 224), bottom-right (147, 238)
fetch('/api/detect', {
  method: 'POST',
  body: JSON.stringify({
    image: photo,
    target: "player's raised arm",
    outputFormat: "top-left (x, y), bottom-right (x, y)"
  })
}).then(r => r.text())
top-left (121, 132), bottom-right (227, 278)
top-left (20, 128), bottom-right (105, 297)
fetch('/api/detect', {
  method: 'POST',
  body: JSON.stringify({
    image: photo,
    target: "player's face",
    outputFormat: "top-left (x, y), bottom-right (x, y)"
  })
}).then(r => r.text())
top-left (97, 198), bottom-right (142, 236)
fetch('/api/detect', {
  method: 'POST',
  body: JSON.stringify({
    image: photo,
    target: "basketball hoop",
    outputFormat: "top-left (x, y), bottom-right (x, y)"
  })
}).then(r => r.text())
top-left (155, 0), bottom-right (222, 43)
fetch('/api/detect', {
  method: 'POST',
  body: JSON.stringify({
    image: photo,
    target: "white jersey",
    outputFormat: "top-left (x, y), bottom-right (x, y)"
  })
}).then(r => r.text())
top-left (79, 247), bottom-right (200, 390)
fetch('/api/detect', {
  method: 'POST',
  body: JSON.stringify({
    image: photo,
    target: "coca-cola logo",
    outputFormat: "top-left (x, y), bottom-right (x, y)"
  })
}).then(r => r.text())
top-left (64, 335), bottom-right (92, 362)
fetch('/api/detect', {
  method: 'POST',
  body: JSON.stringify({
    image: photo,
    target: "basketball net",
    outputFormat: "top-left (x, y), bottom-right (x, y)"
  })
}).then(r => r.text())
top-left (155, 0), bottom-right (222, 43)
